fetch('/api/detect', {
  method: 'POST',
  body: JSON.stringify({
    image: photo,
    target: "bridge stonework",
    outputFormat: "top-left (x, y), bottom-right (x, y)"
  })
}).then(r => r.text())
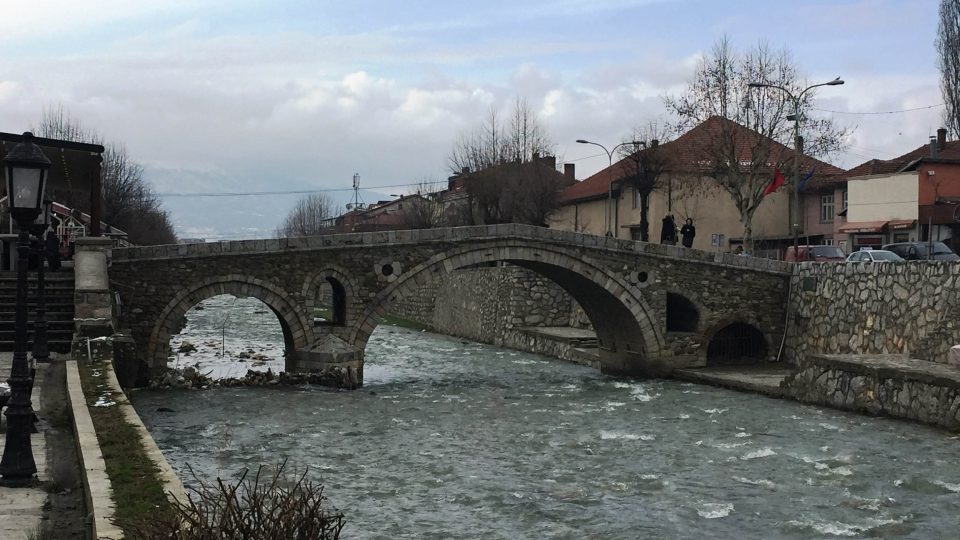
top-left (107, 225), bottom-right (791, 386)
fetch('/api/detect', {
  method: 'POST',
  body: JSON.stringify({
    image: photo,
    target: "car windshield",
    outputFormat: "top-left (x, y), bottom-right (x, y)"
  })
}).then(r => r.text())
top-left (872, 251), bottom-right (903, 261)
top-left (811, 246), bottom-right (845, 258)
top-left (932, 242), bottom-right (954, 255)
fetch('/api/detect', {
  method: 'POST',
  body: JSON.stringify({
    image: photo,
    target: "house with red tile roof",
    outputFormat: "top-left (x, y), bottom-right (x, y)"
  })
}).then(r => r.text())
top-left (550, 116), bottom-right (844, 255)
top-left (834, 128), bottom-right (960, 252)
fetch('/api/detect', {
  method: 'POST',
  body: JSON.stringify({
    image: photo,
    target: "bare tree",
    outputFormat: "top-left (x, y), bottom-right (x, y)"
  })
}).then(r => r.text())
top-left (939, 0), bottom-right (960, 138)
top-left (672, 174), bottom-right (717, 225)
top-left (448, 97), bottom-right (554, 173)
top-left (616, 121), bottom-right (672, 242)
top-left (397, 178), bottom-right (444, 229)
top-left (664, 37), bottom-right (849, 249)
top-left (34, 104), bottom-right (177, 245)
top-left (277, 193), bottom-right (334, 237)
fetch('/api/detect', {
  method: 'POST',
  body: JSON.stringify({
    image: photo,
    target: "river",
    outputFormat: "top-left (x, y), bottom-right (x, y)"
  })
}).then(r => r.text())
top-left (133, 295), bottom-right (960, 539)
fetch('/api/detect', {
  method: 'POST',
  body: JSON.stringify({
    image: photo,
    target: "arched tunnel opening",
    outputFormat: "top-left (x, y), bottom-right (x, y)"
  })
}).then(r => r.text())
top-left (706, 322), bottom-right (767, 366)
top-left (314, 276), bottom-right (347, 326)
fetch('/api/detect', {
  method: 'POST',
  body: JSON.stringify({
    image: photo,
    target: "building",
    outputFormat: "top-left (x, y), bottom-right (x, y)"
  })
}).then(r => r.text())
top-left (839, 129), bottom-right (960, 251)
top-left (0, 132), bottom-right (105, 233)
top-left (333, 194), bottom-right (437, 232)
top-left (550, 116), bottom-right (844, 254)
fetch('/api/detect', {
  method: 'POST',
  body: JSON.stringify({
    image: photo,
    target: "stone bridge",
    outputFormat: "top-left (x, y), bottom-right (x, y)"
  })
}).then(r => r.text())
top-left (106, 224), bottom-right (791, 386)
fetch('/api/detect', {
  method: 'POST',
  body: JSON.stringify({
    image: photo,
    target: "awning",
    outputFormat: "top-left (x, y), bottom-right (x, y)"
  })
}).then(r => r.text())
top-left (919, 203), bottom-right (960, 225)
top-left (838, 220), bottom-right (887, 234)
top-left (888, 219), bottom-right (917, 231)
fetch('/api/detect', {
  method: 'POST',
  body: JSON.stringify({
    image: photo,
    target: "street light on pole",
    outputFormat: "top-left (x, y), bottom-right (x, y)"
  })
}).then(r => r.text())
top-left (0, 132), bottom-right (49, 485)
top-left (576, 139), bottom-right (643, 237)
top-left (747, 77), bottom-right (844, 257)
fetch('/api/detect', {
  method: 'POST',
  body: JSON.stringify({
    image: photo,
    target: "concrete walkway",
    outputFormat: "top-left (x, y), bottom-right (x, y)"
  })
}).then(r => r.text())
top-left (673, 363), bottom-right (795, 397)
top-left (0, 353), bottom-right (49, 540)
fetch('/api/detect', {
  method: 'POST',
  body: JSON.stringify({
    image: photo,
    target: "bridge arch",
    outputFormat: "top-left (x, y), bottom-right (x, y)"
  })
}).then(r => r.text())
top-left (699, 313), bottom-right (773, 366)
top-left (146, 275), bottom-right (312, 373)
top-left (349, 243), bottom-right (666, 376)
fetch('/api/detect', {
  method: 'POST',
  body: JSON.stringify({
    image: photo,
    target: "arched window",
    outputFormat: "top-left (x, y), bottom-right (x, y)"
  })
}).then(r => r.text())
top-left (706, 322), bottom-right (767, 366)
top-left (315, 277), bottom-right (346, 326)
top-left (666, 293), bottom-right (699, 332)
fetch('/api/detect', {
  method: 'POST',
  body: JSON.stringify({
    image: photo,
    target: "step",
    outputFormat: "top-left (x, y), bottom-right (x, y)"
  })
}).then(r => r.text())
top-left (0, 340), bottom-right (73, 353)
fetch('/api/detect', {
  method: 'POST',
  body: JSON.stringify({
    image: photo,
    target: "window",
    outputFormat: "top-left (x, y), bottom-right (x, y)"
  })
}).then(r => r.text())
top-left (842, 190), bottom-right (848, 210)
top-left (633, 187), bottom-right (641, 209)
top-left (820, 194), bottom-right (835, 223)
top-left (893, 232), bottom-right (909, 243)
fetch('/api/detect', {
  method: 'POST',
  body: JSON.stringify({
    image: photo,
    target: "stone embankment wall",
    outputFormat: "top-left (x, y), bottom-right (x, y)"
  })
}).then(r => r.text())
top-left (785, 262), bottom-right (960, 365)
top-left (390, 265), bottom-right (595, 365)
top-left (783, 354), bottom-right (960, 429)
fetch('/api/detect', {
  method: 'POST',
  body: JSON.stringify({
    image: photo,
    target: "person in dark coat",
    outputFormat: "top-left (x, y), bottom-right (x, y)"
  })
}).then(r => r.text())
top-left (45, 229), bottom-right (61, 271)
top-left (680, 218), bottom-right (696, 248)
top-left (660, 214), bottom-right (677, 245)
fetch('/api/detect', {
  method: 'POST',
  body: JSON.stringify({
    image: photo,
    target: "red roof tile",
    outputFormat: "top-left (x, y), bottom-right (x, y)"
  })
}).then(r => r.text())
top-left (559, 116), bottom-right (844, 204)
top-left (844, 140), bottom-right (960, 181)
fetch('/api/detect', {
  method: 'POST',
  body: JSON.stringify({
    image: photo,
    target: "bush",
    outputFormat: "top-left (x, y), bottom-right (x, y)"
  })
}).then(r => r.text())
top-left (130, 462), bottom-right (345, 539)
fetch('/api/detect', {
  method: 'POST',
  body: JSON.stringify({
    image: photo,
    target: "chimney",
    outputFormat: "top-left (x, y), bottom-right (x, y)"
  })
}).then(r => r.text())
top-left (564, 163), bottom-right (575, 182)
top-left (938, 127), bottom-right (947, 150)
top-left (651, 139), bottom-right (659, 148)
top-left (930, 136), bottom-right (938, 158)
top-left (541, 154), bottom-right (556, 170)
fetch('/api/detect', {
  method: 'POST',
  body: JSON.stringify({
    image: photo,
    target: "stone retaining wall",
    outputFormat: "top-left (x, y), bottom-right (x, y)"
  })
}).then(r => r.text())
top-left (783, 354), bottom-right (960, 428)
top-left (785, 262), bottom-right (960, 365)
top-left (390, 266), bottom-right (592, 363)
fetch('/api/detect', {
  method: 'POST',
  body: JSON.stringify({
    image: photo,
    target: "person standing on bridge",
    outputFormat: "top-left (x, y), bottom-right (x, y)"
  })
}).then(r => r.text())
top-left (680, 218), bottom-right (696, 248)
top-left (660, 214), bottom-right (677, 245)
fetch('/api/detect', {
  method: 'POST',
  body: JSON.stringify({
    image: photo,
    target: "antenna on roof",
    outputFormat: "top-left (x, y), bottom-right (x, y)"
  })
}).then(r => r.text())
top-left (350, 172), bottom-right (365, 210)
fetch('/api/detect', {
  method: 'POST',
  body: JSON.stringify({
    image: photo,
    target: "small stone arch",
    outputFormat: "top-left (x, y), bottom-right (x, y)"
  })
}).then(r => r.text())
top-left (146, 276), bottom-right (311, 373)
top-left (700, 314), bottom-right (772, 366)
top-left (302, 267), bottom-right (358, 327)
top-left (349, 242), bottom-right (666, 376)
top-left (665, 292), bottom-right (701, 333)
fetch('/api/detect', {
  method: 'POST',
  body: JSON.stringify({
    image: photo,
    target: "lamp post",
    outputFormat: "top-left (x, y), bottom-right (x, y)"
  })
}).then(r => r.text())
top-left (31, 200), bottom-right (52, 364)
top-left (0, 132), bottom-right (49, 484)
top-left (747, 77), bottom-right (844, 256)
top-left (575, 139), bottom-right (643, 237)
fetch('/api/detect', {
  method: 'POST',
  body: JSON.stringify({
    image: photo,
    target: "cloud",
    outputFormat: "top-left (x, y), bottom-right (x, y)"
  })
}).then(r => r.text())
top-left (0, 0), bottom-right (945, 239)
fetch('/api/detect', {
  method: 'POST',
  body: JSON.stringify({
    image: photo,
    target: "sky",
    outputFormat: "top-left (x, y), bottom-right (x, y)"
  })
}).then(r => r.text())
top-left (0, 0), bottom-right (948, 240)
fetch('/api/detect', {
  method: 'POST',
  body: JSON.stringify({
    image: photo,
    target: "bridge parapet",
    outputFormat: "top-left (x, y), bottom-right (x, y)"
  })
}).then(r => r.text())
top-left (111, 224), bottom-right (793, 275)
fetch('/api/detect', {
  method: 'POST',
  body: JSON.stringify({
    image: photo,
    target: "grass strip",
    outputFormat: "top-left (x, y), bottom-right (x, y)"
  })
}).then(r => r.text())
top-left (77, 359), bottom-right (174, 535)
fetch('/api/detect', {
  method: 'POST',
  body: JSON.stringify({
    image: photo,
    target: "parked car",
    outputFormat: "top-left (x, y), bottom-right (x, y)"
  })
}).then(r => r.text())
top-left (846, 249), bottom-right (904, 263)
top-left (881, 241), bottom-right (960, 261)
top-left (784, 245), bottom-right (847, 263)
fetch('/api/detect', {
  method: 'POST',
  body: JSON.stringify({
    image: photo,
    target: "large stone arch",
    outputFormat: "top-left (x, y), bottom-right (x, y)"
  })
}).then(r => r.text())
top-left (349, 243), bottom-right (667, 376)
top-left (145, 275), bottom-right (312, 373)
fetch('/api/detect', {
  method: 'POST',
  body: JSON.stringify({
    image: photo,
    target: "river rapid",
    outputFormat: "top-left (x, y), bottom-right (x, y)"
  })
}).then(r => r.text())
top-left (133, 295), bottom-right (960, 539)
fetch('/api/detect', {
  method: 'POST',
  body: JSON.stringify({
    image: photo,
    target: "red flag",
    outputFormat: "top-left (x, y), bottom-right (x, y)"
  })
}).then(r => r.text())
top-left (762, 168), bottom-right (785, 197)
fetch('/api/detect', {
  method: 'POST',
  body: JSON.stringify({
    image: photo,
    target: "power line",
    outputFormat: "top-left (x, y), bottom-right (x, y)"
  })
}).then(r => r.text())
top-left (812, 103), bottom-right (945, 115)
top-left (156, 182), bottom-right (425, 198)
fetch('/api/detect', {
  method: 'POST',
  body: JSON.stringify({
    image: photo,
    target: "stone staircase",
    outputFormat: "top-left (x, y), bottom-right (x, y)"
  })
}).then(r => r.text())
top-left (0, 271), bottom-right (75, 353)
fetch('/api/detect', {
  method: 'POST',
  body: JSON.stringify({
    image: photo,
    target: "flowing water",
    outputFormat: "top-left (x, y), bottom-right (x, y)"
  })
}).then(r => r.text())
top-left (134, 295), bottom-right (960, 539)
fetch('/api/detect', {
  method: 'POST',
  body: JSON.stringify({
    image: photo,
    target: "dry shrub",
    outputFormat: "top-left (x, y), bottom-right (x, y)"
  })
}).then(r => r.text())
top-left (130, 462), bottom-right (345, 539)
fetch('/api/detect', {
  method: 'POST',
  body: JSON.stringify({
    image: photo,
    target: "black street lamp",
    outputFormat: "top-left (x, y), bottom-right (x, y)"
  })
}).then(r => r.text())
top-left (31, 200), bottom-right (52, 364)
top-left (0, 132), bottom-right (49, 484)
top-left (576, 139), bottom-right (643, 237)
top-left (747, 77), bottom-right (844, 256)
